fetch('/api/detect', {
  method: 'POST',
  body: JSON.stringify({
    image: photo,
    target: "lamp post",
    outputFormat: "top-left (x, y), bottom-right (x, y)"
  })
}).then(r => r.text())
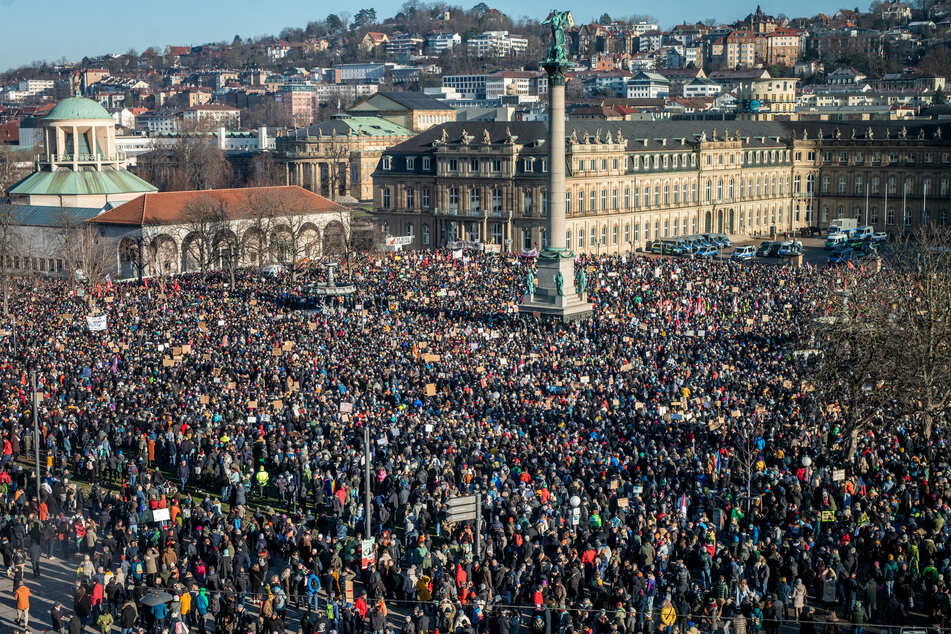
top-left (31, 371), bottom-right (40, 503)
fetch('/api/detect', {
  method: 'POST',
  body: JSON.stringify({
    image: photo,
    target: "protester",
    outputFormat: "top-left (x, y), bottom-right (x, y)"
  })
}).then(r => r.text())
top-left (0, 249), bottom-right (946, 634)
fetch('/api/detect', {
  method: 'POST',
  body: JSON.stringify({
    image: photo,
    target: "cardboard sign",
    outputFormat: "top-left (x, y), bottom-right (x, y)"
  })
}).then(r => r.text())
top-left (832, 469), bottom-right (845, 482)
top-left (425, 383), bottom-right (437, 396)
top-left (340, 402), bottom-right (353, 413)
top-left (422, 353), bottom-right (440, 363)
top-left (283, 341), bottom-right (294, 351)
top-left (162, 358), bottom-right (173, 367)
top-left (248, 400), bottom-right (258, 410)
top-left (271, 400), bottom-right (283, 410)
top-left (617, 497), bottom-right (629, 508)
top-left (152, 508), bottom-right (171, 522)
top-left (345, 580), bottom-right (354, 604)
top-left (172, 347), bottom-right (182, 356)
top-left (199, 395), bottom-right (209, 405)
top-left (181, 344), bottom-right (191, 354)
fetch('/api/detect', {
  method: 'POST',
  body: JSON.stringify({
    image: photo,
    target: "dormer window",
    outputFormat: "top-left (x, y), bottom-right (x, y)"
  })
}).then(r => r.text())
top-left (407, 156), bottom-right (415, 170)
top-left (382, 156), bottom-right (392, 170)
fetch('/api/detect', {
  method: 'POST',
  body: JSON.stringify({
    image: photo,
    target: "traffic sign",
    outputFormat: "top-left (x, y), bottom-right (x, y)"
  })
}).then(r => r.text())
top-left (446, 495), bottom-right (478, 522)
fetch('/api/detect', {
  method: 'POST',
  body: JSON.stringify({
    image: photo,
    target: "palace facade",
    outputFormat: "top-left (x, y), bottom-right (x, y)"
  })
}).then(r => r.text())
top-left (370, 120), bottom-right (951, 253)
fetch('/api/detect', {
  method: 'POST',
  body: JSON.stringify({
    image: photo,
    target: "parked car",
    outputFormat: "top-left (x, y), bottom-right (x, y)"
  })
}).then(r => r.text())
top-left (871, 232), bottom-right (888, 243)
top-left (662, 240), bottom-right (685, 256)
top-left (649, 241), bottom-right (663, 254)
top-left (777, 240), bottom-right (804, 257)
top-left (731, 245), bottom-right (755, 262)
top-left (714, 233), bottom-right (733, 248)
top-left (695, 246), bottom-right (719, 258)
top-left (756, 241), bottom-right (780, 257)
top-left (827, 249), bottom-right (854, 265)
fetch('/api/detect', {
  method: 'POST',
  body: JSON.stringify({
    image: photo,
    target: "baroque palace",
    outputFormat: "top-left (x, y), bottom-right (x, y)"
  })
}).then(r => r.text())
top-left (371, 120), bottom-right (951, 253)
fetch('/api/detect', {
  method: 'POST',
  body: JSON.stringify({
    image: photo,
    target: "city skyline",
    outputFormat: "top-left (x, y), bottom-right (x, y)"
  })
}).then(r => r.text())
top-left (2, 0), bottom-right (853, 72)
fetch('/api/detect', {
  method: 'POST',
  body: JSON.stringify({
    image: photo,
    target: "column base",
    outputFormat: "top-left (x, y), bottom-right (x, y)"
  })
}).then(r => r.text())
top-left (518, 254), bottom-right (593, 322)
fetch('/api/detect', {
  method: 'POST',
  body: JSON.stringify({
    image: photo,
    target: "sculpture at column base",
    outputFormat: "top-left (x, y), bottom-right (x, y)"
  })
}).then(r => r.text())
top-left (518, 255), bottom-right (593, 322)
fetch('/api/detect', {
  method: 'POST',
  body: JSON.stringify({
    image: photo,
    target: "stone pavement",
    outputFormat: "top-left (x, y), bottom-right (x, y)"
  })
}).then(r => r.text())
top-left (0, 553), bottom-right (78, 633)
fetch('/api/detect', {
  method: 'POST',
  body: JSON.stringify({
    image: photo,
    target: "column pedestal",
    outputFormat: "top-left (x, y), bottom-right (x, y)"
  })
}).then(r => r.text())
top-left (518, 250), bottom-right (592, 322)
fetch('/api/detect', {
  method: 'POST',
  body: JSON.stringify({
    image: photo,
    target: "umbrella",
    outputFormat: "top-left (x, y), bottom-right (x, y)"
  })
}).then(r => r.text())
top-left (140, 591), bottom-right (173, 607)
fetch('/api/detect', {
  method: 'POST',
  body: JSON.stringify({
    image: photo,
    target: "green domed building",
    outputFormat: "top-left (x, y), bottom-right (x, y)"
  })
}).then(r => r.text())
top-left (8, 95), bottom-right (156, 208)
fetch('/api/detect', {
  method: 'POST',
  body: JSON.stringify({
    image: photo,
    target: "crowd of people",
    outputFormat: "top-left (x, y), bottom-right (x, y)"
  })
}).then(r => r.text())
top-left (0, 249), bottom-right (948, 634)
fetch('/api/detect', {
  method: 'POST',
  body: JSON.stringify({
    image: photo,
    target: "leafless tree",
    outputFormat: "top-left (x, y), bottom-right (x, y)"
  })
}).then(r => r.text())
top-left (248, 151), bottom-right (283, 187)
top-left (248, 188), bottom-right (322, 281)
top-left (730, 422), bottom-right (761, 513)
top-left (181, 195), bottom-right (230, 279)
top-left (324, 141), bottom-right (352, 200)
top-left (242, 189), bottom-right (279, 273)
top-left (62, 221), bottom-right (113, 308)
top-left (809, 273), bottom-right (896, 460)
top-left (0, 206), bottom-right (21, 315)
top-left (0, 147), bottom-right (31, 198)
top-left (884, 226), bottom-right (951, 439)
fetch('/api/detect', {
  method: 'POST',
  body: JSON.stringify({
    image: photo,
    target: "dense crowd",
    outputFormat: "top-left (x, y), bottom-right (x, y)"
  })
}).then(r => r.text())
top-left (0, 250), bottom-right (948, 634)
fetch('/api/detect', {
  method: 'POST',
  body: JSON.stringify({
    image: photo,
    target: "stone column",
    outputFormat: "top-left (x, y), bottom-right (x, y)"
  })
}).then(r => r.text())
top-left (547, 76), bottom-right (567, 251)
top-left (72, 125), bottom-right (79, 171)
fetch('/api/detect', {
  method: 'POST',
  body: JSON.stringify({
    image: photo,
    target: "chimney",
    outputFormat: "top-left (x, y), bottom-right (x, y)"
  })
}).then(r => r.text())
top-left (218, 126), bottom-right (227, 150)
top-left (258, 126), bottom-right (268, 149)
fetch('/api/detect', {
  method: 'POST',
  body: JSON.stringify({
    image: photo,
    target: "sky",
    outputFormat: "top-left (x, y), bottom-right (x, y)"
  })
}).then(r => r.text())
top-left (1, 0), bottom-right (856, 72)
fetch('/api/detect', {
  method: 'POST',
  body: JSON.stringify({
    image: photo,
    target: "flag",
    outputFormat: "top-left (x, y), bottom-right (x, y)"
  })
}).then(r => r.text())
top-left (846, 260), bottom-right (855, 270)
top-left (679, 493), bottom-right (689, 517)
top-left (143, 278), bottom-right (149, 288)
top-left (174, 279), bottom-right (181, 293)
top-left (95, 283), bottom-right (102, 298)
top-left (105, 275), bottom-right (113, 293)
top-left (714, 451), bottom-right (721, 473)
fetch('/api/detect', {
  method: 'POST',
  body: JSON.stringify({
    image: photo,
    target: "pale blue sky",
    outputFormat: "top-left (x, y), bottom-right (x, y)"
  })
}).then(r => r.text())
top-left (1, 0), bottom-right (857, 72)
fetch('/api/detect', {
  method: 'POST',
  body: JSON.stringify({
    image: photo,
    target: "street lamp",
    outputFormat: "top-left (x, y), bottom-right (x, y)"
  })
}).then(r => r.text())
top-left (30, 371), bottom-right (40, 502)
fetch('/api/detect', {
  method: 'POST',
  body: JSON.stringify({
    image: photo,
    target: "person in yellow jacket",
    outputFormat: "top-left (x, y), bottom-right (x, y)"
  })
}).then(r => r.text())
top-left (660, 598), bottom-right (677, 634)
top-left (256, 464), bottom-right (270, 497)
top-left (180, 590), bottom-right (191, 616)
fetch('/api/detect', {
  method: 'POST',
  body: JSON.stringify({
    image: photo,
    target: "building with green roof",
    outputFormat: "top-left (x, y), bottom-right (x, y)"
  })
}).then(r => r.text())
top-left (274, 114), bottom-right (415, 202)
top-left (8, 95), bottom-right (156, 208)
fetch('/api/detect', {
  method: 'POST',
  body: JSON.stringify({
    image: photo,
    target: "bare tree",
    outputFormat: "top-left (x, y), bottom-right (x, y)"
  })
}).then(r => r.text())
top-left (324, 141), bottom-right (352, 200)
top-left (181, 195), bottom-right (229, 279)
top-left (0, 147), bottom-right (31, 198)
top-left (885, 226), bottom-right (951, 439)
top-left (242, 189), bottom-right (279, 273)
top-left (248, 151), bottom-right (283, 187)
top-left (249, 188), bottom-right (322, 281)
top-left (169, 135), bottom-right (231, 190)
top-left (62, 222), bottom-right (113, 308)
top-left (809, 274), bottom-right (896, 460)
top-left (0, 206), bottom-right (21, 315)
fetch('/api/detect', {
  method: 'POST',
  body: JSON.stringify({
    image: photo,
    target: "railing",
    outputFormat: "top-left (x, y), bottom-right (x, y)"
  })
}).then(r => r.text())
top-left (50, 152), bottom-right (126, 162)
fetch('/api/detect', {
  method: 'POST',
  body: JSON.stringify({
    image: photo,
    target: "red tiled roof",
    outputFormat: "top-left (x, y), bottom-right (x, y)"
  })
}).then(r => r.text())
top-left (89, 186), bottom-right (345, 226)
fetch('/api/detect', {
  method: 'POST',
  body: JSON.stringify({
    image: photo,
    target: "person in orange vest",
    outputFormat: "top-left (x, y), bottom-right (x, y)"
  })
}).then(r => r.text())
top-left (14, 580), bottom-right (30, 628)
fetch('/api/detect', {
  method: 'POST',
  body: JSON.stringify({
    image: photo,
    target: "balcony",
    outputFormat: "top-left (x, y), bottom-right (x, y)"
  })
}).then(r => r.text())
top-left (49, 152), bottom-right (126, 163)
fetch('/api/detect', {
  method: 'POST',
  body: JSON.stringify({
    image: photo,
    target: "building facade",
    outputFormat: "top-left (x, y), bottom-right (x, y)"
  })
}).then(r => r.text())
top-left (370, 120), bottom-right (950, 253)
top-left (275, 115), bottom-right (415, 202)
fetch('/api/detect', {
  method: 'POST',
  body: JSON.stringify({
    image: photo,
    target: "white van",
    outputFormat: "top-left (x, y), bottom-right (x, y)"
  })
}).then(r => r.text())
top-left (824, 233), bottom-right (848, 249)
top-left (261, 263), bottom-right (286, 277)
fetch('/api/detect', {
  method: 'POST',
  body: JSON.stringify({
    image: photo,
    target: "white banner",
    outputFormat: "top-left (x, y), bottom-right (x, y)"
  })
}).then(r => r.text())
top-left (386, 236), bottom-right (414, 246)
top-left (451, 249), bottom-right (463, 259)
top-left (86, 314), bottom-right (107, 332)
